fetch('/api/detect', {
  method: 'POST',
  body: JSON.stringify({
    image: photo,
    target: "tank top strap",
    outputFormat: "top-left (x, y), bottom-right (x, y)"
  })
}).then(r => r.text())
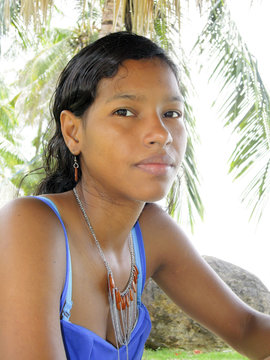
top-left (32, 196), bottom-right (73, 320)
top-left (31, 197), bottom-right (146, 313)
top-left (131, 221), bottom-right (146, 306)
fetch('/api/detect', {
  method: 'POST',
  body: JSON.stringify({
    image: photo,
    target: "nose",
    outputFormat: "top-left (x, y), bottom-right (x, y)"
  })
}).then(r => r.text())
top-left (143, 114), bottom-right (173, 148)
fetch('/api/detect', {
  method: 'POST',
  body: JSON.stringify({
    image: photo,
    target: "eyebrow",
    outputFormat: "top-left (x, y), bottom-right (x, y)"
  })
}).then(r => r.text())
top-left (106, 93), bottom-right (184, 104)
top-left (106, 94), bottom-right (139, 103)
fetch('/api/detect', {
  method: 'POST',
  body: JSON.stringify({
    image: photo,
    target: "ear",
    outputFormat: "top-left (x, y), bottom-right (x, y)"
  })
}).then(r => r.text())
top-left (60, 110), bottom-right (82, 155)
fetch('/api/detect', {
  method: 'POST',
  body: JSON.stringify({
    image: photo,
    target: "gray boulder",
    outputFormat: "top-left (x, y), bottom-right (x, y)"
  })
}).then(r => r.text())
top-left (142, 255), bottom-right (270, 351)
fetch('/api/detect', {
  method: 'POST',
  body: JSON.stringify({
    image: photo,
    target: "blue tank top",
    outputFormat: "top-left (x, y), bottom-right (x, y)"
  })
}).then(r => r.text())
top-left (34, 196), bottom-right (151, 360)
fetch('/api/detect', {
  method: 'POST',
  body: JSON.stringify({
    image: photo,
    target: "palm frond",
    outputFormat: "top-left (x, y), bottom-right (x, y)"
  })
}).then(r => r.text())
top-left (0, 0), bottom-right (20, 35)
top-left (2, 0), bottom-right (53, 31)
top-left (0, 103), bottom-right (18, 141)
top-left (118, 0), bottom-right (181, 36)
top-left (176, 71), bottom-right (204, 230)
top-left (2, 0), bottom-right (214, 37)
top-left (14, 28), bottom-right (74, 126)
top-left (166, 37), bottom-right (204, 229)
top-left (195, 0), bottom-right (270, 221)
top-left (0, 135), bottom-right (25, 169)
top-left (0, 79), bottom-right (19, 142)
top-left (10, 153), bottom-right (45, 195)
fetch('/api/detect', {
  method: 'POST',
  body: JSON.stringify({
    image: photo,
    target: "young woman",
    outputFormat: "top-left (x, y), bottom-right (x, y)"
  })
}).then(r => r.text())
top-left (0, 32), bottom-right (269, 360)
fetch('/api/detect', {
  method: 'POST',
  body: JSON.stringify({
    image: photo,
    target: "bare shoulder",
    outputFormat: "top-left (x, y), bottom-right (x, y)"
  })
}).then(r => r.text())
top-left (0, 196), bottom-right (66, 259)
top-left (139, 203), bottom-right (195, 278)
top-left (0, 197), bottom-right (67, 359)
top-left (139, 202), bottom-right (185, 235)
top-left (0, 195), bottom-right (66, 297)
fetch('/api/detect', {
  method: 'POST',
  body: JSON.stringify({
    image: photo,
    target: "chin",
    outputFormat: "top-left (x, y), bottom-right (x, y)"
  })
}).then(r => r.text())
top-left (135, 188), bottom-right (170, 203)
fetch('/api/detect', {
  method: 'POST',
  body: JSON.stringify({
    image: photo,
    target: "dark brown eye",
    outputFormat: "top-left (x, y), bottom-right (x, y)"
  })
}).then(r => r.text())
top-left (163, 110), bottom-right (182, 118)
top-left (113, 109), bottom-right (134, 117)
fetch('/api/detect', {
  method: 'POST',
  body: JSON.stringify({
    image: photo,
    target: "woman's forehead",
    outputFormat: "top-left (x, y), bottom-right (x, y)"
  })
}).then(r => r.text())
top-left (95, 58), bottom-right (182, 102)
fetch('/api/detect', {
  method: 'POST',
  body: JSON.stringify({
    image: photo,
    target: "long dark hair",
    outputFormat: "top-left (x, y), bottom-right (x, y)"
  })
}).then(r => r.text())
top-left (36, 31), bottom-right (179, 194)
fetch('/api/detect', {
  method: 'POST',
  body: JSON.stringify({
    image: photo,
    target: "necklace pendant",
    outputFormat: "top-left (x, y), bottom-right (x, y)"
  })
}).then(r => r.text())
top-left (107, 264), bottom-right (139, 347)
top-left (115, 289), bottom-right (122, 311)
top-left (109, 273), bottom-right (115, 296)
top-left (125, 294), bottom-right (130, 308)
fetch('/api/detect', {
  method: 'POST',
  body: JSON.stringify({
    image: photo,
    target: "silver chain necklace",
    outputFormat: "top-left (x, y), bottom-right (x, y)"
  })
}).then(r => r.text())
top-left (73, 187), bottom-right (139, 359)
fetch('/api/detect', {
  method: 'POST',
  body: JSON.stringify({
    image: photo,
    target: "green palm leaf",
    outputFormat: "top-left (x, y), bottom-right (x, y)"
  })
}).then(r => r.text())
top-left (166, 50), bottom-right (204, 230)
top-left (15, 28), bottom-right (74, 126)
top-left (195, 0), bottom-right (270, 221)
top-left (0, 135), bottom-right (25, 168)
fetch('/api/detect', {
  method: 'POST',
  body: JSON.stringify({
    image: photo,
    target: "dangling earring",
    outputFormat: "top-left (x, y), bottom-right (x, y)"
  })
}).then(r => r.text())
top-left (73, 156), bottom-right (79, 182)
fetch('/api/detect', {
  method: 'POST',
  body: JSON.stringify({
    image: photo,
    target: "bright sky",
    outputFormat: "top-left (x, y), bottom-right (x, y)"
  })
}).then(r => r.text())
top-left (182, 0), bottom-right (270, 289)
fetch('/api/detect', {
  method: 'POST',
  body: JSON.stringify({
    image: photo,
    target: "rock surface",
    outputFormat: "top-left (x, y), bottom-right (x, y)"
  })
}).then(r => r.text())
top-left (142, 255), bottom-right (270, 351)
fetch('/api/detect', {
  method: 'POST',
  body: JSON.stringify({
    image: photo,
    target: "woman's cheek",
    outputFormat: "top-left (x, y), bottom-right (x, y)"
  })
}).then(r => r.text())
top-left (181, 126), bottom-right (188, 156)
top-left (173, 122), bottom-right (187, 158)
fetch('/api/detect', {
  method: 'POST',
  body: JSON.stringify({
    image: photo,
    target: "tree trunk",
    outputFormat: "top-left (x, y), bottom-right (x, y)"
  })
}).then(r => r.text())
top-left (99, 0), bottom-right (124, 38)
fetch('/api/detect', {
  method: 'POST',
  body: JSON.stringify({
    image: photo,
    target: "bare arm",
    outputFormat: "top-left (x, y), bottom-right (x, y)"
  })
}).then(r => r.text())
top-left (140, 204), bottom-right (270, 360)
top-left (0, 198), bottom-right (67, 360)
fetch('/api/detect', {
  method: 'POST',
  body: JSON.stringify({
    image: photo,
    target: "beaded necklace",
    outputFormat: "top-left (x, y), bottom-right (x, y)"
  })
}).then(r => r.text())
top-left (73, 188), bottom-right (139, 359)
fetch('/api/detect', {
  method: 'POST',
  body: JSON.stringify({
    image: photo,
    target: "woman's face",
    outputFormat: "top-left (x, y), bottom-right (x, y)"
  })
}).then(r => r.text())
top-left (79, 58), bottom-right (187, 203)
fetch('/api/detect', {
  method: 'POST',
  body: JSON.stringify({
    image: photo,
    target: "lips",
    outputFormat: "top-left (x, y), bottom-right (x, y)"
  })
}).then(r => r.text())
top-left (135, 154), bottom-right (175, 176)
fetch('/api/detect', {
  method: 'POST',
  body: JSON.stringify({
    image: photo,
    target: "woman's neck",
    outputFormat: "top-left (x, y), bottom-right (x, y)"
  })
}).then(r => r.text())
top-left (74, 182), bottom-right (145, 251)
